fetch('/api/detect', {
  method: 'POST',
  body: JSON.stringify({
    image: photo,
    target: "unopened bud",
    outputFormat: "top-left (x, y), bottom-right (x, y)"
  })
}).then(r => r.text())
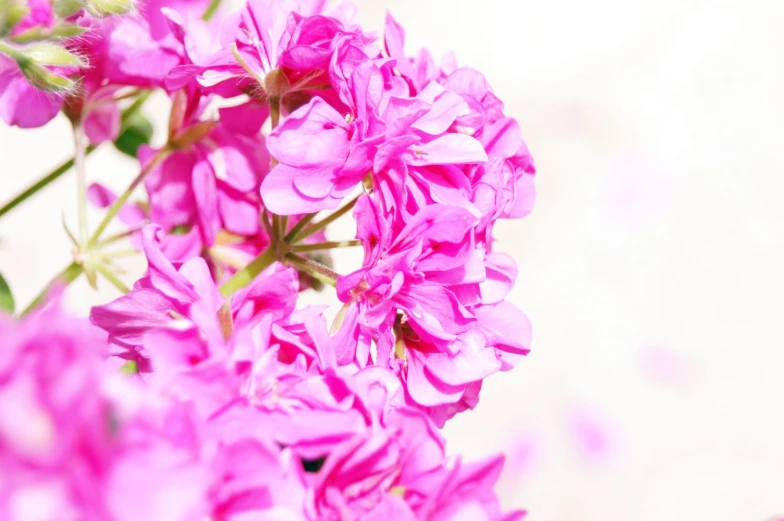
top-left (18, 60), bottom-right (76, 92)
top-left (84, 0), bottom-right (136, 16)
top-left (170, 121), bottom-right (216, 150)
top-left (168, 89), bottom-right (188, 140)
top-left (0, 0), bottom-right (29, 36)
top-left (22, 43), bottom-right (86, 67)
top-left (53, 0), bottom-right (84, 18)
top-left (49, 22), bottom-right (89, 39)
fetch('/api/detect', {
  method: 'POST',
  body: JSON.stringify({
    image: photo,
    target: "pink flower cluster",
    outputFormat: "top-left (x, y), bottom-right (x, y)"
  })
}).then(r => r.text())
top-left (1, 0), bottom-right (536, 518)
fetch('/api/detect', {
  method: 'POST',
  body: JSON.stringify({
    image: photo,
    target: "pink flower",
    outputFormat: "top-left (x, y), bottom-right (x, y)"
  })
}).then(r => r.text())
top-left (191, 0), bottom-right (372, 100)
top-left (105, 0), bottom-right (213, 89)
top-left (136, 90), bottom-right (271, 264)
top-left (260, 62), bottom-right (488, 214)
top-left (3, 4), bottom-right (538, 518)
top-left (329, 195), bottom-right (530, 423)
top-left (411, 456), bottom-right (527, 521)
top-left (90, 225), bottom-right (299, 366)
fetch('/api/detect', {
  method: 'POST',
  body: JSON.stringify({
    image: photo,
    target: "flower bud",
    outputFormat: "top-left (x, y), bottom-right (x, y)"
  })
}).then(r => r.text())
top-left (264, 68), bottom-right (290, 99)
top-left (53, 0), bottom-right (83, 18)
top-left (168, 89), bottom-right (188, 140)
top-left (20, 61), bottom-right (76, 92)
top-left (4, 43), bottom-right (85, 92)
top-left (170, 121), bottom-right (216, 150)
top-left (84, 0), bottom-right (135, 16)
top-left (0, 0), bottom-right (29, 36)
top-left (21, 43), bottom-right (86, 67)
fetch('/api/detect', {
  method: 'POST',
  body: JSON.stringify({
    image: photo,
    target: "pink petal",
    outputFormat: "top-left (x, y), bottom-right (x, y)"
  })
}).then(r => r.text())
top-left (406, 133), bottom-right (488, 166)
top-left (84, 103), bottom-right (121, 145)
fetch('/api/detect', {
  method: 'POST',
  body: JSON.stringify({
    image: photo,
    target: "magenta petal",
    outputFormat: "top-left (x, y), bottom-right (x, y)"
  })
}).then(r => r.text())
top-left (406, 349), bottom-right (466, 406)
top-left (267, 97), bottom-right (350, 168)
top-left (506, 173), bottom-right (537, 219)
top-left (481, 117), bottom-right (522, 159)
top-left (142, 225), bottom-right (199, 303)
top-left (292, 166), bottom-right (340, 199)
top-left (479, 253), bottom-right (518, 304)
top-left (406, 133), bottom-right (488, 166)
top-left (423, 332), bottom-right (502, 387)
top-left (191, 159), bottom-right (220, 247)
top-left (218, 187), bottom-right (260, 236)
top-left (383, 12), bottom-right (415, 81)
top-left (87, 183), bottom-right (146, 228)
top-left (0, 60), bottom-right (62, 129)
top-left (89, 288), bottom-right (178, 350)
top-left (84, 103), bottom-right (121, 145)
top-left (396, 284), bottom-right (474, 341)
top-left (261, 164), bottom-right (340, 215)
top-left (219, 102), bottom-right (269, 136)
top-left (412, 90), bottom-right (468, 136)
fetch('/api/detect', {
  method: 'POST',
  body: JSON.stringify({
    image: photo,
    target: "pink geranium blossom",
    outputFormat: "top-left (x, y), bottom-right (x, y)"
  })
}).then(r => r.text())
top-left (2, 1), bottom-right (537, 517)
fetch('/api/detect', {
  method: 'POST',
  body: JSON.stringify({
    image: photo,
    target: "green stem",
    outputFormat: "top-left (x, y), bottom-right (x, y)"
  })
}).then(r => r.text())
top-left (0, 91), bottom-right (150, 220)
top-left (270, 98), bottom-right (280, 131)
top-left (284, 212), bottom-right (317, 242)
top-left (202, 0), bottom-right (222, 21)
top-left (284, 253), bottom-right (339, 287)
top-left (291, 240), bottom-right (361, 253)
top-left (95, 226), bottom-right (143, 247)
top-left (219, 246), bottom-right (276, 298)
top-left (96, 264), bottom-right (130, 294)
top-left (0, 41), bottom-right (21, 60)
top-left (0, 148), bottom-right (95, 218)
top-left (121, 91), bottom-right (151, 125)
top-left (72, 120), bottom-right (88, 247)
top-left (21, 262), bottom-right (83, 316)
top-left (100, 249), bottom-right (139, 258)
top-left (88, 146), bottom-right (170, 246)
top-left (272, 214), bottom-right (281, 242)
top-left (290, 195), bottom-right (360, 243)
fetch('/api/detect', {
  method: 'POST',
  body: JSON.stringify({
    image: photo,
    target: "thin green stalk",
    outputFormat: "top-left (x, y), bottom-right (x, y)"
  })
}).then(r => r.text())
top-left (96, 264), bottom-right (130, 294)
top-left (72, 120), bottom-right (88, 246)
top-left (271, 214), bottom-right (281, 242)
top-left (202, 0), bottom-right (222, 21)
top-left (0, 41), bottom-right (20, 60)
top-left (0, 149), bottom-right (94, 218)
top-left (95, 226), bottom-right (143, 247)
top-left (291, 240), bottom-right (361, 253)
top-left (0, 91), bottom-right (150, 220)
top-left (21, 262), bottom-right (83, 316)
top-left (284, 212), bottom-right (317, 242)
top-left (219, 246), bottom-right (276, 298)
top-left (88, 146), bottom-right (171, 245)
top-left (284, 253), bottom-right (338, 287)
top-left (270, 98), bottom-right (280, 131)
top-left (289, 195), bottom-right (360, 243)
top-left (100, 249), bottom-right (139, 258)
top-left (121, 91), bottom-right (151, 125)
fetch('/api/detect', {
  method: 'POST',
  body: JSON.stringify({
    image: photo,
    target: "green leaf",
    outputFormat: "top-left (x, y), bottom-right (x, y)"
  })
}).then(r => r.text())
top-left (0, 273), bottom-right (15, 313)
top-left (114, 112), bottom-right (153, 158)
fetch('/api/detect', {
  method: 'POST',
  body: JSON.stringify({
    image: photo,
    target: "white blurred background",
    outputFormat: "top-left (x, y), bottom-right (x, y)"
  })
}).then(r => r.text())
top-left (2, 0), bottom-right (784, 519)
